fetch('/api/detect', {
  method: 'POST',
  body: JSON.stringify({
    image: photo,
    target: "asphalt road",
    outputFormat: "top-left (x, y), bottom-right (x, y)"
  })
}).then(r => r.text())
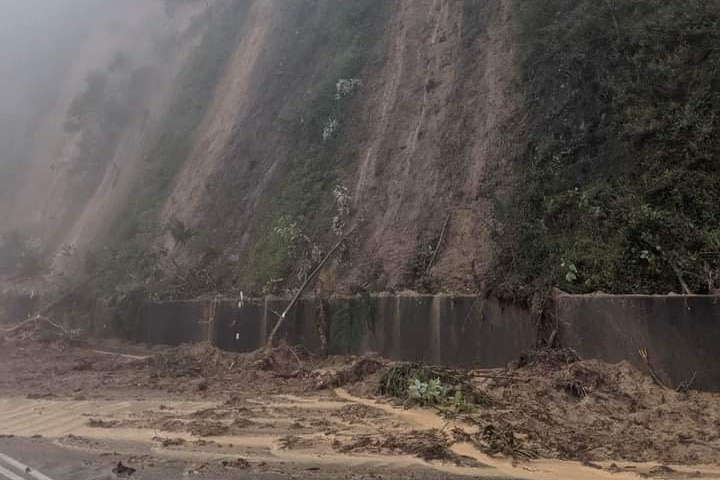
top-left (0, 437), bottom-right (523, 480)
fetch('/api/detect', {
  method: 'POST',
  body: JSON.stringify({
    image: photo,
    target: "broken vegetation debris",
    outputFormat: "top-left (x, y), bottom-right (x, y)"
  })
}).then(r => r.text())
top-left (337, 429), bottom-right (454, 462)
top-left (378, 362), bottom-right (490, 409)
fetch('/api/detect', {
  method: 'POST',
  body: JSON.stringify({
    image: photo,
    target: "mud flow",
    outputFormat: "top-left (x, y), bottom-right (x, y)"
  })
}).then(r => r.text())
top-left (1, 324), bottom-right (719, 480)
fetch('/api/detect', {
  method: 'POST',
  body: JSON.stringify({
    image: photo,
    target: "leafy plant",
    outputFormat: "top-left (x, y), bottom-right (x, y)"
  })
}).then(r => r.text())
top-left (380, 363), bottom-right (487, 410)
top-left (408, 378), bottom-right (447, 404)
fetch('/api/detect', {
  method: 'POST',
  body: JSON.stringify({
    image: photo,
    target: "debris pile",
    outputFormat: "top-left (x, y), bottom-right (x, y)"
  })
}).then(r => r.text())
top-left (311, 355), bottom-right (386, 390)
top-left (337, 429), bottom-right (454, 461)
top-left (460, 349), bottom-right (720, 464)
top-left (1, 315), bottom-right (79, 344)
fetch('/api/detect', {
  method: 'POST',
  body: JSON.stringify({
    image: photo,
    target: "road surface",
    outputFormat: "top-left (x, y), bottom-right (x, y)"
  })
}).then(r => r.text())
top-left (0, 437), bottom-right (520, 480)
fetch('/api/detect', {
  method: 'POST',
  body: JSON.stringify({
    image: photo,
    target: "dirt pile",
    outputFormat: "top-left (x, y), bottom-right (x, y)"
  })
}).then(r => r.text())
top-left (131, 343), bottom-right (390, 399)
top-left (460, 349), bottom-right (720, 465)
top-left (310, 356), bottom-right (386, 391)
top-left (136, 342), bottom-right (240, 379)
top-left (3, 332), bottom-right (719, 469)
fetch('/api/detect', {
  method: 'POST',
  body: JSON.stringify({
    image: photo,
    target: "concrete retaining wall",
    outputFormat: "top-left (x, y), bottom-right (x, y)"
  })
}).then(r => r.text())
top-left (557, 294), bottom-right (720, 391)
top-left (112, 295), bottom-right (536, 368)
top-left (103, 292), bottom-right (720, 390)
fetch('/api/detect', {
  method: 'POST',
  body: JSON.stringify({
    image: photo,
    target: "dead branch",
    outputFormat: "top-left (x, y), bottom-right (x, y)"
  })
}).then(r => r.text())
top-left (638, 348), bottom-right (670, 389)
top-left (639, 240), bottom-right (692, 295)
top-left (471, 373), bottom-right (523, 381)
top-left (2, 315), bottom-right (67, 334)
top-left (667, 260), bottom-right (692, 295)
top-left (279, 343), bottom-right (304, 372)
top-left (264, 236), bottom-right (346, 353)
top-left (546, 329), bottom-right (558, 348)
top-left (426, 214), bottom-right (451, 275)
top-left (676, 372), bottom-right (697, 393)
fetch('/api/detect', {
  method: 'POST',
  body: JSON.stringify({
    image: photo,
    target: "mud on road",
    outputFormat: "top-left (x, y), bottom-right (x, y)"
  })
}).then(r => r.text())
top-left (1, 325), bottom-right (720, 480)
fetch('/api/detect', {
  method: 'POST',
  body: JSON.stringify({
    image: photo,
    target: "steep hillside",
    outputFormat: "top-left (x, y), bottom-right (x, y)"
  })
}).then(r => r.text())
top-left (58, 0), bottom-right (520, 303)
top-left (1, 0), bottom-right (719, 308)
top-left (0, 0), bottom-right (207, 276)
top-left (493, 0), bottom-right (720, 301)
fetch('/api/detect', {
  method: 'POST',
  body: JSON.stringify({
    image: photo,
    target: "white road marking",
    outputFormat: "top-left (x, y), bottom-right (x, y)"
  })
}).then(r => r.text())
top-left (0, 453), bottom-right (55, 480)
top-left (0, 464), bottom-right (26, 480)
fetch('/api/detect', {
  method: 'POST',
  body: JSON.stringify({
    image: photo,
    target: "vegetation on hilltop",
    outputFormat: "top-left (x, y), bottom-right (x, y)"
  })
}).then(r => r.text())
top-left (494, 0), bottom-right (720, 301)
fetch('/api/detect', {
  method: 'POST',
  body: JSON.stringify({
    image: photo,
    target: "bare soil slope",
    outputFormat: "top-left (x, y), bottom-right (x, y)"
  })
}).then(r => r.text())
top-left (165, 0), bottom-right (519, 294)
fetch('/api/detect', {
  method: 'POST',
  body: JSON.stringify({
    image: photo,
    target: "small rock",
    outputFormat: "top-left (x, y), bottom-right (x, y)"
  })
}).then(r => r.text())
top-left (222, 458), bottom-right (250, 469)
top-left (112, 462), bottom-right (136, 477)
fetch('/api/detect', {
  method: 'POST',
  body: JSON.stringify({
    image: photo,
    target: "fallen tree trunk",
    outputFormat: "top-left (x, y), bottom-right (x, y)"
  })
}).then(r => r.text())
top-left (264, 237), bottom-right (346, 354)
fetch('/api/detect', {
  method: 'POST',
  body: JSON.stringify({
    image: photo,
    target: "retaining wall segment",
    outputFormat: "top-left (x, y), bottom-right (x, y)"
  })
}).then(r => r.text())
top-left (106, 293), bottom-right (720, 390)
top-left (557, 294), bottom-right (720, 391)
top-left (116, 295), bottom-right (536, 368)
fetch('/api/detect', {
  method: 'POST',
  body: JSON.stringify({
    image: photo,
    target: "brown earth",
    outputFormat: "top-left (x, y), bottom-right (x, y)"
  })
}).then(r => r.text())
top-left (168, 0), bottom-right (521, 293)
top-left (1, 324), bottom-right (719, 479)
top-left (0, 0), bottom-right (205, 259)
top-left (468, 350), bottom-right (720, 465)
top-left (342, 0), bottom-right (519, 293)
top-left (0, 0), bottom-right (521, 296)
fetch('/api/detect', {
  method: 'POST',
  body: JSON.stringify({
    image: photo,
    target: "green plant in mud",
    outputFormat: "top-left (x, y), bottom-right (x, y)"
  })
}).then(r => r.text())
top-left (494, 0), bottom-right (720, 302)
top-left (380, 363), bottom-right (485, 411)
top-left (407, 378), bottom-right (468, 414)
top-left (408, 378), bottom-right (445, 403)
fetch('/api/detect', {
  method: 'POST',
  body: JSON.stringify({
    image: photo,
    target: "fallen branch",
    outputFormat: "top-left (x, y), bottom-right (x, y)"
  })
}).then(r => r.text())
top-left (264, 236), bottom-right (347, 354)
top-left (2, 315), bottom-right (67, 334)
top-left (90, 350), bottom-right (149, 361)
top-left (669, 263), bottom-right (692, 295)
top-left (638, 348), bottom-right (670, 389)
top-left (639, 240), bottom-right (692, 295)
top-left (426, 215), bottom-right (451, 275)
top-left (471, 372), bottom-right (523, 379)
top-left (546, 329), bottom-right (558, 348)
top-left (279, 343), bottom-right (304, 372)
top-left (676, 372), bottom-right (697, 393)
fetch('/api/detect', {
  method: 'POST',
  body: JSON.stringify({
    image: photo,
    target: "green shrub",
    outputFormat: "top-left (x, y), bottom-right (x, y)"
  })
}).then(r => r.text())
top-left (495, 0), bottom-right (720, 300)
